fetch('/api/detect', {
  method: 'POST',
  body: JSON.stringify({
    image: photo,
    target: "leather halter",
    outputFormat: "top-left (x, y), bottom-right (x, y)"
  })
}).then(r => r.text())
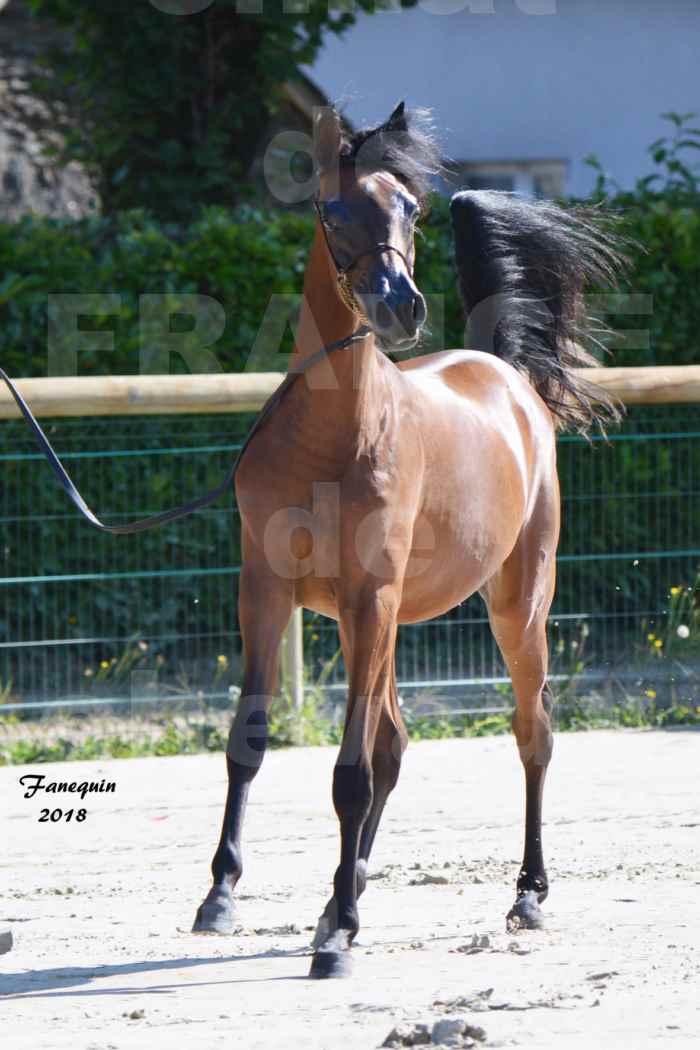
top-left (313, 198), bottom-right (414, 323)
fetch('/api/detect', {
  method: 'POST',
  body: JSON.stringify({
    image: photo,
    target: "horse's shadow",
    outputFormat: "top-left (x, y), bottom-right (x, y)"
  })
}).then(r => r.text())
top-left (0, 948), bottom-right (310, 999)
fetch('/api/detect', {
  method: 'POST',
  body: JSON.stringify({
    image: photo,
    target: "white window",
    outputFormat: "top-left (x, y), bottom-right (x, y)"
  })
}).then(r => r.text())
top-left (443, 159), bottom-right (568, 199)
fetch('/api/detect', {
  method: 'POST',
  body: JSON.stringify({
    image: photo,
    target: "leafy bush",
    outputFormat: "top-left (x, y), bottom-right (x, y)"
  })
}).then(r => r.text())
top-left (580, 112), bottom-right (700, 366)
top-left (0, 200), bottom-right (468, 380)
top-left (0, 206), bottom-right (314, 379)
top-left (1, 117), bottom-right (698, 380)
top-left (2, 114), bottom-right (696, 380)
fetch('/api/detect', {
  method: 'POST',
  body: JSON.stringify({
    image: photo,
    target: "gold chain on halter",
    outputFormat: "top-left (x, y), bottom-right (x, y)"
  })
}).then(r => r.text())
top-left (337, 272), bottom-right (369, 323)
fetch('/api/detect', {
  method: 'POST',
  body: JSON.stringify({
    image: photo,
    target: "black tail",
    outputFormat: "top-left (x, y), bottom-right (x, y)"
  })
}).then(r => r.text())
top-left (450, 190), bottom-right (626, 434)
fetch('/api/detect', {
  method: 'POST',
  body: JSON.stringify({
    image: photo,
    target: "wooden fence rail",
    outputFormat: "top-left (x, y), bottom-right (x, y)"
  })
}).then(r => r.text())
top-left (1, 365), bottom-right (697, 709)
top-left (0, 373), bottom-right (283, 420)
top-left (1, 365), bottom-right (700, 420)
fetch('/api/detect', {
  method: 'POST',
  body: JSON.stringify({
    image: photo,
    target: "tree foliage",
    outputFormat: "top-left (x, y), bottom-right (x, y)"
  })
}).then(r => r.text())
top-left (27, 0), bottom-right (413, 219)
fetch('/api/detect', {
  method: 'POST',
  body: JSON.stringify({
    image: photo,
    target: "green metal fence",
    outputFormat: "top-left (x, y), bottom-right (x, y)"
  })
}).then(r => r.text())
top-left (1, 404), bottom-right (699, 717)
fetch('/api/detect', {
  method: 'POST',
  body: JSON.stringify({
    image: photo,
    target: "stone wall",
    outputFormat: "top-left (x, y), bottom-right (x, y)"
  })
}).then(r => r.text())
top-left (0, 0), bottom-right (97, 220)
top-left (0, 1), bottom-right (326, 220)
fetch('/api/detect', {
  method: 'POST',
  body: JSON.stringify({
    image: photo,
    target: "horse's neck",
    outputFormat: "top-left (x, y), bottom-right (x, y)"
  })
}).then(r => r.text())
top-left (289, 224), bottom-right (384, 436)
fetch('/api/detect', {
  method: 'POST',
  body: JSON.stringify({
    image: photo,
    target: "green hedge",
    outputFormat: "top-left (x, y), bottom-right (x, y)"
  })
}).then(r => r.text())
top-left (1, 165), bottom-right (698, 381)
top-left (579, 114), bottom-right (700, 367)
top-left (0, 207), bottom-right (311, 379)
top-left (0, 200), bottom-right (466, 379)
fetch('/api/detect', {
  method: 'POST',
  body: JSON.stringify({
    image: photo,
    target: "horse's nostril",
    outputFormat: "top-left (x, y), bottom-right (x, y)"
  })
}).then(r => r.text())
top-left (375, 301), bottom-right (393, 331)
top-left (413, 294), bottom-right (427, 326)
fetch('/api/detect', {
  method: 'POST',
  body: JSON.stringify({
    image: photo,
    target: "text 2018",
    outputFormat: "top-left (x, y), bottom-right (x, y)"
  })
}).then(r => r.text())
top-left (38, 808), bottom-right (87, 823)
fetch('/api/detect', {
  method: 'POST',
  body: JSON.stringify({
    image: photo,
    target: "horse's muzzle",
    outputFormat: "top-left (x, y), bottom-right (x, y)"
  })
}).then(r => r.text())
top-left (360, 276), bottom-right (427, 348)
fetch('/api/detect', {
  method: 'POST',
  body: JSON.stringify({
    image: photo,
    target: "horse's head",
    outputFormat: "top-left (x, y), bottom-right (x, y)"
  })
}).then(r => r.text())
top-left (314, 103), bottom-right (439, 351)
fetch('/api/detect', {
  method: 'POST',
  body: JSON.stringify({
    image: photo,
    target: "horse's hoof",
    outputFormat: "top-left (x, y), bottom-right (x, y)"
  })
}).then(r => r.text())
top-left (309, 948), bottom-right (352, 979)
top-left (309, 930), bottom-right (352, 979)
top-left (506, 889), bottom-right (545, 931)
top-left (192, 887), bottom-right (237, 934)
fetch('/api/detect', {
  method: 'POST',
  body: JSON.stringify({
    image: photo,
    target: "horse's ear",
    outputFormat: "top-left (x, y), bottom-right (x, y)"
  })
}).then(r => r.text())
top-left (385, 100), bottom-right (407, 133)
top-left (314, 107), bottom-right (343, 174)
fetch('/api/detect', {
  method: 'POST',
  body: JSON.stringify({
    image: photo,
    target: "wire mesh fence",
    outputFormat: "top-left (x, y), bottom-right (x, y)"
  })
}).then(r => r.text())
top-left (1, 404), bottom-right (699, 721)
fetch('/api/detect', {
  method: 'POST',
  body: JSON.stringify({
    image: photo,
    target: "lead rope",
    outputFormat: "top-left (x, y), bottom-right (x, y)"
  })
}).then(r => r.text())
top-left (0, 325), bottom-right (370, 536)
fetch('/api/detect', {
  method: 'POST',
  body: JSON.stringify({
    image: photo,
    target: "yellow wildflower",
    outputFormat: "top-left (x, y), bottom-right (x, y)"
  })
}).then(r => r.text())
top-left (647, 633), bottom-right (655, 642)
top-left (645, 689), bottom-right (656, 699)
top-left (217, 654), bottom-right (228, 668)
top-left (99, 660), bottom-right (109, 669)
top-left (654, 639), bottom-right (663, 649)
top-left (670, 587), bottom-right (681, 596)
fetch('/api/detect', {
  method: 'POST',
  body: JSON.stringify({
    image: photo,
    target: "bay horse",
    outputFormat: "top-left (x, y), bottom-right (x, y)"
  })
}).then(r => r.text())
top-left (193, 103), bottom-right (621, 977)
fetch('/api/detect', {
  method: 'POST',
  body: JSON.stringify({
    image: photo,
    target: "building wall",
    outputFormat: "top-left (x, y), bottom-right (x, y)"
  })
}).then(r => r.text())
top-left (308, 0), bottom-right (700, 197)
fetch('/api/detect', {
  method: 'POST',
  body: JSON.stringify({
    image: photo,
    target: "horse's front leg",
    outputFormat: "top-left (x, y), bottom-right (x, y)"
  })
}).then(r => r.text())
top-left (193, 552), bottom-right (294, 934)
top-left (312, 666), bottom-right (407, 950)
top-left (310, 586), bottom-right (400, 978)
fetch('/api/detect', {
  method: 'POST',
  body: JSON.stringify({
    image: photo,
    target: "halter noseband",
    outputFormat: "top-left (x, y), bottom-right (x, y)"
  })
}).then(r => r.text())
top-left (313, 198), bottom-right (414, 323)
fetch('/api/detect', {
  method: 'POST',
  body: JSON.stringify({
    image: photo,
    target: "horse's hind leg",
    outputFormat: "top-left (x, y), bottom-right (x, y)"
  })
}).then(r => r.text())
top-left (483, 510), bottom-right (557, 930)
top-left (193, 548), bottom-right (294, 934)
top-left (312, 667), bottom-right (407, 949)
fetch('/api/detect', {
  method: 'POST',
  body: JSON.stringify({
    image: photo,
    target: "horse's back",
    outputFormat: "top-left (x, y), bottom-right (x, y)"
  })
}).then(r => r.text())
top-left (397, 347), bottom-right (555, 454)
top-left (399, 347), bottom-right (543, 407)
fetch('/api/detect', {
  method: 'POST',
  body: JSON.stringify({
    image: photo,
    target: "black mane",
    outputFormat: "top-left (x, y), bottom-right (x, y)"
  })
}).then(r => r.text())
top-left (339, 106), bottom-right (442, 202)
